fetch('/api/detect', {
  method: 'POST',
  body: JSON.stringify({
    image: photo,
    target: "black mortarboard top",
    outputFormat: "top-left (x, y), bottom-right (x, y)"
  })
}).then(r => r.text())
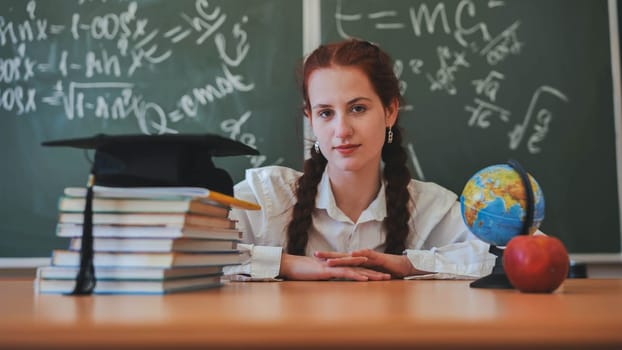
top-left (42, 133), bottom-right (260, 295)
top-left (43, 133), bottom-right (259, 195)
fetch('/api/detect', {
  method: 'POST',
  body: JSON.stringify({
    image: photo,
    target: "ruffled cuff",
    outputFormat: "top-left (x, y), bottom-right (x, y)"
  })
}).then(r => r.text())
top-left (248, 245), bottom-right (283, 279)
top-left (404, 241), bottom-right (496, 279)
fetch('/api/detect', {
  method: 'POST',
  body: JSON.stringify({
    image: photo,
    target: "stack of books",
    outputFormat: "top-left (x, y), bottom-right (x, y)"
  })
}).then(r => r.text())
top-left (35, 186), bottom-right (251, 294)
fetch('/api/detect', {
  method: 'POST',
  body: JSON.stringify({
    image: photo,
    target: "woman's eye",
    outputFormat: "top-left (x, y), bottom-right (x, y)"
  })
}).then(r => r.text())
top-left (351, 105), bottom-right (367, 113)
top-left (318, 110), bottom-right (333, 118)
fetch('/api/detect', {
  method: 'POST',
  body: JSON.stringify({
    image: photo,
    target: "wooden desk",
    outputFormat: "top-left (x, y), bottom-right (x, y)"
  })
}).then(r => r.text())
top-left (1, 279), bottom-right (621, 349)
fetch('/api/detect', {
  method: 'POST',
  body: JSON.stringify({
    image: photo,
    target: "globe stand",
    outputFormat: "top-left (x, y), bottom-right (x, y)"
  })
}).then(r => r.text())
top-left (469, 245), bottom-right (514, 289)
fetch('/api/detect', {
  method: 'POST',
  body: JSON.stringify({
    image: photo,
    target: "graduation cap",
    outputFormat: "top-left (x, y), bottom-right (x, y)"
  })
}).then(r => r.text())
top-left (42, 133), bottom-right (259, 295)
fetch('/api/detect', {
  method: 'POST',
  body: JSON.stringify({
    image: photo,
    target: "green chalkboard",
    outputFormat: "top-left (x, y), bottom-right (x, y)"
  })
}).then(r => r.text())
top-left (322, 0), bottom-right (621, 253)
top-left (0, 0), bottom-right (303, 257)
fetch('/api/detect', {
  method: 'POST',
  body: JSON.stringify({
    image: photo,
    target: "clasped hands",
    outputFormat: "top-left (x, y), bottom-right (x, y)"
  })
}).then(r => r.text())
top-left (278, 249), bottom-right (418, 281)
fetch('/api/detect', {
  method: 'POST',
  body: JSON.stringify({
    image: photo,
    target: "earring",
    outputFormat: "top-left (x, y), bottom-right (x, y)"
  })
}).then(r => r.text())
top-left (314, 140), bottom-right (320, 153)
top-left (387, 127), bottom-right (394, 144)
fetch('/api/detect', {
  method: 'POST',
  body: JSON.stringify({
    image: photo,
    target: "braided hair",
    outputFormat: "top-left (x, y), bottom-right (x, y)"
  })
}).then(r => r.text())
top-left (286, 39), bottom-right (412, 255)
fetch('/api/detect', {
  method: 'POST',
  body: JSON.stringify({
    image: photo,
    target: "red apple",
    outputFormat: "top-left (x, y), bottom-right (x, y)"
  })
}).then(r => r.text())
top-left (503, 234), bottom-right (570, 293)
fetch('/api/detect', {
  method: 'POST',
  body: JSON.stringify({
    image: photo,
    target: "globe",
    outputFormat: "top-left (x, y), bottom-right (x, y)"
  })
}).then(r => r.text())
top-left (459, 164), bottom-right (545, 247)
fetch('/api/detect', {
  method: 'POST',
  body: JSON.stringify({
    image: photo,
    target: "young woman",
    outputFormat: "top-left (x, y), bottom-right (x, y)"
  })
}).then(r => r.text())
top-left (225, 39), bottom-right (495, 281)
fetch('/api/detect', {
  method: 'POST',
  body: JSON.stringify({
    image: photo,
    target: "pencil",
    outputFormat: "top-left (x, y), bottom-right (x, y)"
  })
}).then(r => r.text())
top-left (206, 191), bottom-right (261, 210)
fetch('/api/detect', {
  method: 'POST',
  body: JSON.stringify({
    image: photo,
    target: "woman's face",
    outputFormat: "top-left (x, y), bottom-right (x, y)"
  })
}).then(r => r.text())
top-left (306, 66), bottom-right (397, 176)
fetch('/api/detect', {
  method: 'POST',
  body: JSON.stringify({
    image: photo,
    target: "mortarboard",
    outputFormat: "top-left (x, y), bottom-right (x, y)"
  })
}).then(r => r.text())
top-left (43, 133), bottom-right (259, 195)
top-left (42, 133), bottom-right (259, 295)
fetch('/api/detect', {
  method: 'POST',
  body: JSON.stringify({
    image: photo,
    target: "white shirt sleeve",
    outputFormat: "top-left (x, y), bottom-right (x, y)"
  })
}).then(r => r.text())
top-left (223, 167), bottom-right (298, 280)
top-left (225, 199), bottom-right (284, 279)
top-left (405, 240), bottom-right (496, 279)
top-left (404, 185), bottom-right (496, 279)
top-left (222, 244), bottom-right (282, 279)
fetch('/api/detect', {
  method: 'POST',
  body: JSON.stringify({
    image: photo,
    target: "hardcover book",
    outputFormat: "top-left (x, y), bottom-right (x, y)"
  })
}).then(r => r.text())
top-left (37, 265), bottom-right (223, 280)
top-left (56, 223), bottom-right (242, 240)
top-left (51, 249), bottom-right (249, 268)
top-left (58, 196), bottom-right (230, 217)
top-left (64, 186), bottom-right (260, 210)
top-left (35, 274), bottom-right (223, 294)
top-left (68, 237), bottom-right (238, 253)
top-left (58, 212), bottom-right (236, 229)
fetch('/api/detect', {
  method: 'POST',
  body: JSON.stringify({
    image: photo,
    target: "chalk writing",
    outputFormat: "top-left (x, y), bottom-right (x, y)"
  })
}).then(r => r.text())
top-left (393, 59), bottom-right (413, 111)
top-left (336, 0), bottom-right (491, 49)
top-left (465, 98), bottom-right (510, 128)
top-left (179, 0), bottom-right (226, 45)
top-left (0, 1), bottom-right (48, 46)
top-left (0, 44), bottom-right (36, 83)
top-left (408, 58), bottom-right (424, 74)
top-left (0, 85), bottom-right (37, 115)
top-left (409, 2), bottom-right (450, 37)
top-left (427, 46), bottom-right (469, 95)
top-left (472, 70), bottom-right (504, 102)
top-left (453, 0), bottom-right (491, 48)
top-left (176, 64), bottom-right (254, 119)
top-left (221, 111), bottom-right (284, 167)
top-left (215, 16), bottom-right (249, 67)
top-left (480, 21), bottom-right (522, 65)
top-left (1, 0), bottom-right (294, 170)
top-left (407, 142), bottom-right (425, 181)
top-left (508, 86), bottom-right (568, 154)
top-left (465, 70), bottom-right (510, 128)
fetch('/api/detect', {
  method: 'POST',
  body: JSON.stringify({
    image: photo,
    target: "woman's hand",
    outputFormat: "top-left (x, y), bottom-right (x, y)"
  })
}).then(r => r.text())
top-left (279, 253), bottom-right (391, 281)
top-left (315, 249), bottom-right (422, 278)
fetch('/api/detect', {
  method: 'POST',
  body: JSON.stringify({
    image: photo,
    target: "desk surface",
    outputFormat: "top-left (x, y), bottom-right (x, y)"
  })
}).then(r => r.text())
top-left (1, 278), bottom-right (621, 349)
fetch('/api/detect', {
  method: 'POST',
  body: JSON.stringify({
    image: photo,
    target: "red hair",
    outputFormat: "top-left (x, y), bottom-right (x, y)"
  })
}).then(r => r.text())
top-left (301, 39), bottom-right (403, 115)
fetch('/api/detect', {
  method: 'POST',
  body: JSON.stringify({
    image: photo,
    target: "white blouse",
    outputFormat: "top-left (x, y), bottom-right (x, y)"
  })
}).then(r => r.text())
top-left (224, 166), bottom-right (496, 280)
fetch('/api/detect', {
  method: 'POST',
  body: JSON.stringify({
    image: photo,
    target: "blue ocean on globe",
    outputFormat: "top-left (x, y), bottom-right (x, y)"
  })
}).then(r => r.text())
top-left (459, 164), bottom-right (545, 246)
